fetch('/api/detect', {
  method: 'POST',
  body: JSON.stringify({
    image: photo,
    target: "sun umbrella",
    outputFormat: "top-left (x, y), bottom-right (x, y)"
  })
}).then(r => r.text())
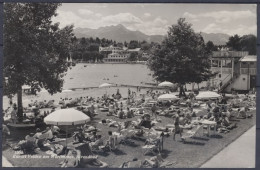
top-left (158, 81), bottom-right (174, 87)
top-left (158, 93), bottom-right (179, 101)
top-left (196, 91), bottom-right (221, 100)
top-left (44, 108), bottom-right (90, 146)
top-left (99, 83), bottom-right (113, 88)
top-left (62, 89), bottom-right (72, 92)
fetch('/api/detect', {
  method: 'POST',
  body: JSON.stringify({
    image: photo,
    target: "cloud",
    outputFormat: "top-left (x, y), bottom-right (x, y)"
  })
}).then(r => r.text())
top-left (78, 9), bottom-right (94, 15)
top-left (202, 23), bottom-right (256, 35)
top-left (183, 10), bottom-right (255, 23)
top-left (144, 13), bottom-right (151, 17)
top-left (52, 11), bottom-right (143, 30)
top-left (95, 13), bottom-right (102, 17)
top-left (101, 13), bottom-right (143, 25)
top-left (201, 10), bottom-right (255, 23)
top-left (128, 17), bottom-right (169, 35)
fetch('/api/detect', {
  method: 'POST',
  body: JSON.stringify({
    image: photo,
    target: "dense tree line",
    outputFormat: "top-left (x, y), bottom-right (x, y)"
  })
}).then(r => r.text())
top-left (226, 34), bottom-right (256, 55)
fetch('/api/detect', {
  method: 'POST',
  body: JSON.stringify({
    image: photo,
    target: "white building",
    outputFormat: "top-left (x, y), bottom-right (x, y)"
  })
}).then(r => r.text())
top-left (209, 50), bottom-right (256, 92)
top-left (100, 45), bottom-right (141, 63)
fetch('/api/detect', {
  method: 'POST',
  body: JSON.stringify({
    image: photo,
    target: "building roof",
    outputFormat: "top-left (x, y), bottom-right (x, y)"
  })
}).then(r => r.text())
top-left (127, 48), bottom-right (141, 52)
top-left (239, 55), bottom-right (257, 62)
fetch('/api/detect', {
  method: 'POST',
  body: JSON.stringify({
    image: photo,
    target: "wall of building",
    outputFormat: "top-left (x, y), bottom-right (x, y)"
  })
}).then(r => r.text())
top-left (226, 74), bottom-right (249, 91)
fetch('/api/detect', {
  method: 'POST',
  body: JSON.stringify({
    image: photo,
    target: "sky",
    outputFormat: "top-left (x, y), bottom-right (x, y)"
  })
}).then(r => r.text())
top-left (52, 3), bottom-right (257, 36)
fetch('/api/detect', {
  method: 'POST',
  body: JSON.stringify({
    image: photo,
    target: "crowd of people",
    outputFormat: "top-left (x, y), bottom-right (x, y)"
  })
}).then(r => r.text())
top-left (2, 87), bottom-right (256, 168)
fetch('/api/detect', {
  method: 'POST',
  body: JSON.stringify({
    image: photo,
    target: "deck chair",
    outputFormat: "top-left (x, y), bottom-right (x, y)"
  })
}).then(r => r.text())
top-left (142, 144), bottom-right (160, 156)
top-left (118, 130), bottom-right (135, 145)
top-left (60, 149), bottom-right (80, 167)
top-left (181, 125), bottom-right (203, 142)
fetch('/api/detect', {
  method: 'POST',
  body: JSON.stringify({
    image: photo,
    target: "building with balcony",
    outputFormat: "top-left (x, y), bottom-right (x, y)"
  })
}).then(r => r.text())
top-left (100, 45), bottom-right (141, 63)
top-left (209, 50), bottom-right (256, 92)
top-left (103, 52), bottom-right (130, 63)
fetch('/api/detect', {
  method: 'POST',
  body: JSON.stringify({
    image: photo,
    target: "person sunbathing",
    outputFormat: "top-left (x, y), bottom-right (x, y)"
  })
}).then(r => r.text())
top-left (73, 129), bottom-right (88, 143)
top-left (52, 144), bottom-right (66, 155)
top-left (142, 153), bottom-right (164, 168)
top-left (237, 107), bottom-right (252, 119)
top-left (60, 149), bottom-right (79, 167)
top-left (120, 158), bottom-right (143, 168)
top-left (89, 135), bottom-right (103, 150)
top-left (221, 115), bottom-right (237, 130)
top-left (42, 127), bottom-right (55, 142)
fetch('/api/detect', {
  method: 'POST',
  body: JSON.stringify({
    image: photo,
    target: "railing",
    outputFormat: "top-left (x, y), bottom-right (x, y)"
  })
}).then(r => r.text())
top-left (240, 68), bottom-right (256, 75)
top-left (211, 51), bottom-right (249, 58)
top-left (218, 74), bottom-right (232, 93)
top-left (211, 67), bottom-right (232, 74)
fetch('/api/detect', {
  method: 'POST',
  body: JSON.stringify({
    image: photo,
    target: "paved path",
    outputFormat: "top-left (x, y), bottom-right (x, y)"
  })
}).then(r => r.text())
top-left (201, 125), bottom-right (255, 168)
top-left (2, 156), bottom-right (13, 167)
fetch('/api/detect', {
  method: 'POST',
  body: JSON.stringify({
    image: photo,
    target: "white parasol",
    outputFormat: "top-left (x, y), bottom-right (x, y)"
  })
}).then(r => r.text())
top-left (196, 91), bottom-right (221, 100)
top-left (44, 108), bottom-right (90, 146)
top-left (158, 81), bottom-right (174, 87)
top-left (158, 93), bottom-right (179, 101)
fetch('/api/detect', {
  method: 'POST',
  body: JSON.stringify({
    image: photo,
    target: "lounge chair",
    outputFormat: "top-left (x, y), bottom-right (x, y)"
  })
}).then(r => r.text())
top-left (142, 144), bottom-right (160, 156)
top-left (181, 125), bottom-right (203, 142)
top-left (60, 149), bottom-right (80, 167)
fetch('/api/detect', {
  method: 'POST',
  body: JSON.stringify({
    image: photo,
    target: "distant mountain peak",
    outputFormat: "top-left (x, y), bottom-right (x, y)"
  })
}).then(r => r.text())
top-left (73, 25), bottom-right (229, 45)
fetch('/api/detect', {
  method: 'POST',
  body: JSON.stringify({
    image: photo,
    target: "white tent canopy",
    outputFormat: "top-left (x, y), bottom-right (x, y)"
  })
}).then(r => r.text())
top-left (99, 83), bottom-right (113, 88)
top-left (158, 81), bottom-right (174, 87)
top-left (62, 89), bottom-right (72, 92)
top-left (196, 91), bottom-right (221, 100)
top-left (44, 108), bottom-right (90, 126)
top-left (158, 93), bottom-right (179, 101)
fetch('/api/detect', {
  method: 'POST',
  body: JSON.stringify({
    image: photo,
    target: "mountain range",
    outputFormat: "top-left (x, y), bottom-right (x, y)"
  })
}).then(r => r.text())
top-left (73, 24), bottom-right (230, 45)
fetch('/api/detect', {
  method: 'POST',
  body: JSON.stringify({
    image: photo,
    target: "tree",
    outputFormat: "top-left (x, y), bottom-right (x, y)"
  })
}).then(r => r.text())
top-left (240, 34), bottom-right (256, 55)
top-left (128, 40), bottom-right (140, 49)
top-left (148, 18), bottom-right (214, 97)
top-left (128, 52), bottom-right (138, 61)
top-left (205, 41), bottom-right (217, 55)
top-left (141, 42), bottom-right (151, 51)
top-left (4, 3), bottom-right (74, 121)
top-left (226, 34), bottom-right (241, 51)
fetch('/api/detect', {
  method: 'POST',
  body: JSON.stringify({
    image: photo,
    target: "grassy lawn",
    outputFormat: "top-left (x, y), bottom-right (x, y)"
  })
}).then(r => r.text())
top-left (3, 107), bottom-right (256, 168)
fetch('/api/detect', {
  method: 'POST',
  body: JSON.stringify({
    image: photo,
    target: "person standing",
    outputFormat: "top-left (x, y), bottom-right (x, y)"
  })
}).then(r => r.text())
top-left (11, 105), bottom-right (17, 124)
top-left (151, 104), bottom-right (157, 120)
top-left (128, 88), bottom-right (131, 98)
top-left (173, 111), bottom-right (182, 141)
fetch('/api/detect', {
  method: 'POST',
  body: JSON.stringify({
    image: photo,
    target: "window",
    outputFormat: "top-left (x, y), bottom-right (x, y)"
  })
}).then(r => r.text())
top-left (219, 74), bottom-right (221, 78)
top-left (222, 59), bottom-right (232, 68)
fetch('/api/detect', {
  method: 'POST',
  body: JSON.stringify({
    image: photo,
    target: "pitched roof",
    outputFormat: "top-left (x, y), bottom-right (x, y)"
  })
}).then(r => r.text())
top-left (240, 55), bottom-right (257, 62)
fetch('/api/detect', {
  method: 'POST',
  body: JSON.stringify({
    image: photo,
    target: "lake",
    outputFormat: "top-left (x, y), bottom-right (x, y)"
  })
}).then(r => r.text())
top-left (63, 63), bottom-right (155, 89)
top-left (3, 63), bottom-right (155, 109)
top-left (3, 63), bottom-right (207, 109)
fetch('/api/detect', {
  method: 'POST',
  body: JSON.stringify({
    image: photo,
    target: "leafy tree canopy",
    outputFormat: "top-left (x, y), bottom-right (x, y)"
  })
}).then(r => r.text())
top-left (4, 3), bottom-right (74, 95)
top-left (148, 18), bottom-right (214, 96)
top-left (226, 34), bottom-right (256, 55)
top-left (4, 3), bottom-right (74, 119)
